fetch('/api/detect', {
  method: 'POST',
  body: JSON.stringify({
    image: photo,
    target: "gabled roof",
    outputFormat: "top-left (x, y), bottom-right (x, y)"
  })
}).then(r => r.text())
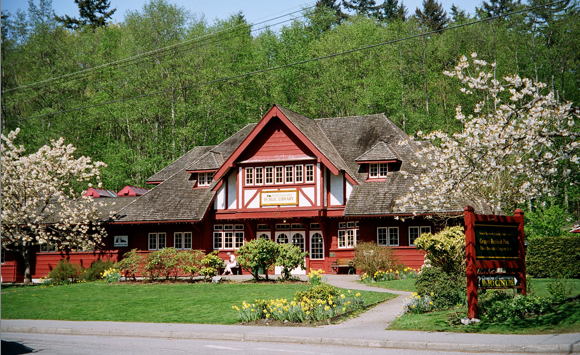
top-left (117, 186), bottom-right (149, 197)
top-left (355, 141), bottom-right (400, 162)
top-left (84, 188), bottom-right (117, 198)
top-left (146, 145), bottom-right (215, 184)
top-left (214, 105), bottom-right (357, 184)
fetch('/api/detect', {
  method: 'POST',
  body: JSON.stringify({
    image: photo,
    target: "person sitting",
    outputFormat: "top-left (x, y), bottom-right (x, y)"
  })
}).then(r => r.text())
top-left (222, 252), bottom-right (237, 275)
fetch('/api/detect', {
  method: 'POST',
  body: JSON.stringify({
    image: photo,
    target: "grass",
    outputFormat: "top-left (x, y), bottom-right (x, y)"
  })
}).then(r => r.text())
top-left (389, 301), bottom-right (580, 334)
top-left (363, 278), bottom-right (418, 292)
top-left (1, 282), bottom-right (394, 324)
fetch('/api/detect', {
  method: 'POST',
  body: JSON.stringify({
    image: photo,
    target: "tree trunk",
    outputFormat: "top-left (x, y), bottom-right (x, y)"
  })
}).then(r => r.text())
top-left (23, 244), bottom-right (33, 284)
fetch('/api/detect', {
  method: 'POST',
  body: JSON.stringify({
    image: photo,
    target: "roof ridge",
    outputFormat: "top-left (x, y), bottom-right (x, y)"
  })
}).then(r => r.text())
top-left (313, 118), bottom-right (360, 183)
top-left (147, 145), bottom-right (216, 182)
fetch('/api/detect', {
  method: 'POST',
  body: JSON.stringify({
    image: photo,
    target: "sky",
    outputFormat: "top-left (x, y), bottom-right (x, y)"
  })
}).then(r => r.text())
top-left (2, 0), bottom-right (484, 27)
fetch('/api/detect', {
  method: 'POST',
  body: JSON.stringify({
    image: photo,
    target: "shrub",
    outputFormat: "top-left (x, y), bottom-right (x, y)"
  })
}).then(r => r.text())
top-left (83, 259), bottom-right (115, 281)
top-left (102, 268), bottom-right (121, 284)
top-left (117, 249), bottom-right (143, 281)
top-left (414, 226), bottom-right (465, 275)
top-left (547, 277), bottom-right (574, 303)
top-left (236, 238), bottom-right (279, 280)
top-left (295, 283), bottom-right (340, 302)
top-left (276, 243), bottom-right (308, 281)
top-left (144, 248), bottom-right (180, 281)
top-left (480, 293), bottom-right (553, 322)
top-left (352, 242), bottom-right (400, 277)
top-left (47, 259), bottom-right (84, 285)
top-left (307, 269), bottom-right (325, 285)
top-left (527, 236), bottom-right (580, 278)
top-left (415, 266), bottom-right (466, 309)
top-left (176, 249), bottom-right (205, 280)
top-left (199, 251), bottom-right (223, 280)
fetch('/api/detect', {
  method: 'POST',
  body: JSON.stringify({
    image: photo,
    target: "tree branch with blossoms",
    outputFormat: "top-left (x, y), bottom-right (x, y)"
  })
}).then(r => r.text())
top-left (397, 53), bottom-right (580, 216)
top-left (1, 128), bottom-right (111, 283)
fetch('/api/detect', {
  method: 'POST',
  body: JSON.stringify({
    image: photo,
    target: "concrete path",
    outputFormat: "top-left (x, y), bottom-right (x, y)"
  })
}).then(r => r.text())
top-left (3, 275), bottom-right (580, 353)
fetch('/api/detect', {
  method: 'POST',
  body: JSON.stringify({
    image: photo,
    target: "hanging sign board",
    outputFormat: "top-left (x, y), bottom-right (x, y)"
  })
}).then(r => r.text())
top-left (474, 223), bottom-right (519, 260)
top-left (477, 274), bottom-right (519, 288)
top-left (260, 190), bottom-right (298, 206)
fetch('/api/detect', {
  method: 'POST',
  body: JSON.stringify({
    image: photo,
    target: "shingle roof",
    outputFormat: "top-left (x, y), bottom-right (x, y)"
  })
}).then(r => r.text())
top-left (147, 145), bottom-right (215, 184)
top-left (355, 141), bottom-right (401, 162)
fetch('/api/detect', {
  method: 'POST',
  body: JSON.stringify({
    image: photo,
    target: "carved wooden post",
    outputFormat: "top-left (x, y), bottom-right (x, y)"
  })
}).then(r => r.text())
top-left (465, 205), bottom-right (478, 319)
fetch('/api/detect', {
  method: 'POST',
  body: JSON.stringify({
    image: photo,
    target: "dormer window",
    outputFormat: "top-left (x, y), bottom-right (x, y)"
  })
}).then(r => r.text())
top-left (196, 171), bottom-right (214, 187)
top-left (368, 163), bottom-right (388, 179)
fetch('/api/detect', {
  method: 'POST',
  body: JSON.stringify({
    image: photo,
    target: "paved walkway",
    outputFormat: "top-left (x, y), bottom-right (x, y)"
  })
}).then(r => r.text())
top-left (3, 275), bottom-right (580, 353)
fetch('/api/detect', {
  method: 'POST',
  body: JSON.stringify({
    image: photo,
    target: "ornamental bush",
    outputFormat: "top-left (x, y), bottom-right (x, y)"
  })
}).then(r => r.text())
top-left (83, 259), bottom-right (115, 281)
top-left (117, 249), bottom-right (143, 281)
top-left (199, 251), bottom-right (223, 280)
top-left (414, 226), bottom-right (465, 275)
top-left (526, 236), bottom-right (580, 278)
top-left (352, 242), bottom-right (400, 277)
top-left (415, 266), bottom-right (466, 310)
top-left (236, 238), bottom-right (279, 281)
top-left (176, 249), bottom-right (205, 280)
top-left (101, 268), bottom-right (121, 284)
top-left (144, 248), bottom-right (180, 281)
top-left (47, 259), bottom-right (84, 285)
top-left (479, 291), bottom-right (553, 322)
top-left (276, 243), bottom-right (308, 281)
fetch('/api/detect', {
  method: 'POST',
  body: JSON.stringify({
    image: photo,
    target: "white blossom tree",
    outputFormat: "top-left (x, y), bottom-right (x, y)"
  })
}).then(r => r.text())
top-left (397, 53), bottom-right (580, 215)
top-left (1, 128), bottom-right (109, 283)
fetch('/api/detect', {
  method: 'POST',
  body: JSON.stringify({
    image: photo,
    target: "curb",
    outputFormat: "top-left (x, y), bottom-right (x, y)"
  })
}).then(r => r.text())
top-left (3, 326), bottom-right (578, 354)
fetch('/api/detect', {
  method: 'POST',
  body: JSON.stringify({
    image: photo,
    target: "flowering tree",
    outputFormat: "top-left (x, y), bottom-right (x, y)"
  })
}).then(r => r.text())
top-left (397, 54), bottom-right (580, 215)
top-left (1, 128), bottom-right (108, 283)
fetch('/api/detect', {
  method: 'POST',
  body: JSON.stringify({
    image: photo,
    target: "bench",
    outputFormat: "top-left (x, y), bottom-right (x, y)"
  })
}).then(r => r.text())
top-left (221, 260), bottom-right (240, 275)
top-left (331, 258), bottom-right (355, 275)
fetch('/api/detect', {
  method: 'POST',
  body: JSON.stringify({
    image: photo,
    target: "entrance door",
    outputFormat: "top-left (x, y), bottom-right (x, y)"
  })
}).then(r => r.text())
top-left (274, 231), bottom-right (306, 275)
top-left (257, 231), bottom-right (271, 240)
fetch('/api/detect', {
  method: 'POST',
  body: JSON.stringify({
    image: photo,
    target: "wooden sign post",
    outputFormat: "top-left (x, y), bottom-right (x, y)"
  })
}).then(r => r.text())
top-left (464, 206), bottom-right (526, 319)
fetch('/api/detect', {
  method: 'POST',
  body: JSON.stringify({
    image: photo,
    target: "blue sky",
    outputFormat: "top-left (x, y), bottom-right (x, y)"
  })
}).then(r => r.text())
top-left (3, 0), bottom-right (484, 27)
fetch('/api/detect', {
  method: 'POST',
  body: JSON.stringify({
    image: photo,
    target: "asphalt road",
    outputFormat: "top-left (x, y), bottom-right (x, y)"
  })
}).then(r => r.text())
top-left (1, 333), bottom-right (553, 355)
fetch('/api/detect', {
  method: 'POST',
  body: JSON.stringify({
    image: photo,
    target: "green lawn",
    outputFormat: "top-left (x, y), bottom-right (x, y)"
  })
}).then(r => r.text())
top-left (1, 282), bottom-right (394, 324)
top-left (389, 301), bottom-right (580, 334)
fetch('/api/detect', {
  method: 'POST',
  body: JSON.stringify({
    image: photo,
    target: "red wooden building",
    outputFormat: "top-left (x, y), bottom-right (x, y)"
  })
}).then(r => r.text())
top-left (2, 105), bottom-right (456, 281)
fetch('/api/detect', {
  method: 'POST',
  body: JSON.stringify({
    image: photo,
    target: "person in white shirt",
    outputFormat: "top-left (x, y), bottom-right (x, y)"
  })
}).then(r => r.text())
top-left (223, 252), bottom-right (237, 275)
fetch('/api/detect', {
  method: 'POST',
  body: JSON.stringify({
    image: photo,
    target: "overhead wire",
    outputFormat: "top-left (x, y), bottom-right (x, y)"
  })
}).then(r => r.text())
top-left (5, 0), bottom-right (567, 124)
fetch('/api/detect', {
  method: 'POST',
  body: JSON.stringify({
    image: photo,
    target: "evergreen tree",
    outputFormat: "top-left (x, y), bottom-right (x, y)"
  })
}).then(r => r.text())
top-left (54, 0), bottom-right (116, 30)
top-left (342, 0), bottom-right (380, 16)
top-left (377, 0), bottom-right (400, 21)
top-left (450, 4), bottom-right (467, 22)
top-left (314, 0), bottom-right (349, 27)
top-left (414, 0), bottom-right (449, 32)
top-left (396, 2), bottom-right (409, 20)
top-left (481, 0), bottom-right (521, 18)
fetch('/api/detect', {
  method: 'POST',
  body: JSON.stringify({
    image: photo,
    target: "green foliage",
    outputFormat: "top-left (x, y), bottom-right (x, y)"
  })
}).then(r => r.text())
top-left (117, 249), bottom-right (143, 281)
top-left (415, 266), bottom-right (466, 309)
top-left (480, 293), bottom-right (553, 323)
top-left (83, 259), bottom-right (115, 281)
top-left (101, 267), bottom-right (121, 283)
top-left (276, 243), bottom-right (308, 281)
top-left (403, 292), bottom-right (435, 314)
top-left (414, 226), bottom-right (465, 275)
top-left (525, 204), bottom-right (577, 239)
top-left (352, 242), bottom-right (400, 277)
top-left (200, 251), bottom-right (223, 280)
top-left (144, 247), bottom-right (180, 281)
top-left (176, 249), bottom-right (205, 280)
top-left (547, 278), bottom-right (574, 303)
top-left (47, 260), bottom-right (85, 285)
top-left (236, 238), bottom-right (279, 281)
top-left (307, 269), bottom-right (325, 285)
top-left (526, 236), bottom-right (580, 278)
top-left (295, 283), bottom-right (341, 303)
top-left (54, 0), bottom-right (117, 30)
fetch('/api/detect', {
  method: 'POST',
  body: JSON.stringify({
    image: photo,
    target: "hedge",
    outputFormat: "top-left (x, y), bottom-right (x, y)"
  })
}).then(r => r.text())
top-left (526, 236), bottom-right (580, 278)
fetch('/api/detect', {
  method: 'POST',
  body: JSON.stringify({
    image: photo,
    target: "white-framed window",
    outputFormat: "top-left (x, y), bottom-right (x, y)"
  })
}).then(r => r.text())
top-left (409, 226), bottom-right (431, 246)
top-left (305, 164), bottom-right (314, 183)
top-left (276, 224), bottom-right (290, 230)
top-left (291, 232), bottom-right (305, 252)
top-left (148, 232), bottom-right (166, 250)
top-left (295, 165), bottom-right (303, 183)
top-left (310, 232), bottom-right (324, 260)
top-left (275, 166), bottom-right (284, 184)
top-left (197, 172), bottom-right (214, 187)
top-left (285, 165), bottom-right (293, 183)
top-left (213, 225), bottom-right (243, 249)
top-left (389, 227), bottom-right (399, 246)
top-left (338, 221), bottom-right (358, 248)
top-left (291, 223), bottom-right (304, 230)
top-left (258, 232), bottom-right (271, 240)
top-left (114, 235), bottom-right (129, 247)
top-left (379, 163), bottom-right (388, 177)
top-left (255, 167), bottom-right (263, 185)
top-left (276, 233), bottom-right (289, 244)
top-left (246, 167), bottom-right (254, 185)
top-left (310, 223), bottom-right (320, 229)
top-left (377, 227), bottom-right (387, 246)
top-left (369, 164), bottom-right (378, 178)
top-left (39, 244), bottom-right (57, 252)
top-left (265, 166), bottom-right (274, 184)
top-left (257, 224), bottom-right (270, 230)
top-left (174, 232), bottom-right (192, 250)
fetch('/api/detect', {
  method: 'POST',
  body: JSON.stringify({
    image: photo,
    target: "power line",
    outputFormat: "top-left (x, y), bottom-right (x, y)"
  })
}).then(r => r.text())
top-left (6, 0), bottom-right (567, 124)
top-left (3, 3), bottom-right (315, 93)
